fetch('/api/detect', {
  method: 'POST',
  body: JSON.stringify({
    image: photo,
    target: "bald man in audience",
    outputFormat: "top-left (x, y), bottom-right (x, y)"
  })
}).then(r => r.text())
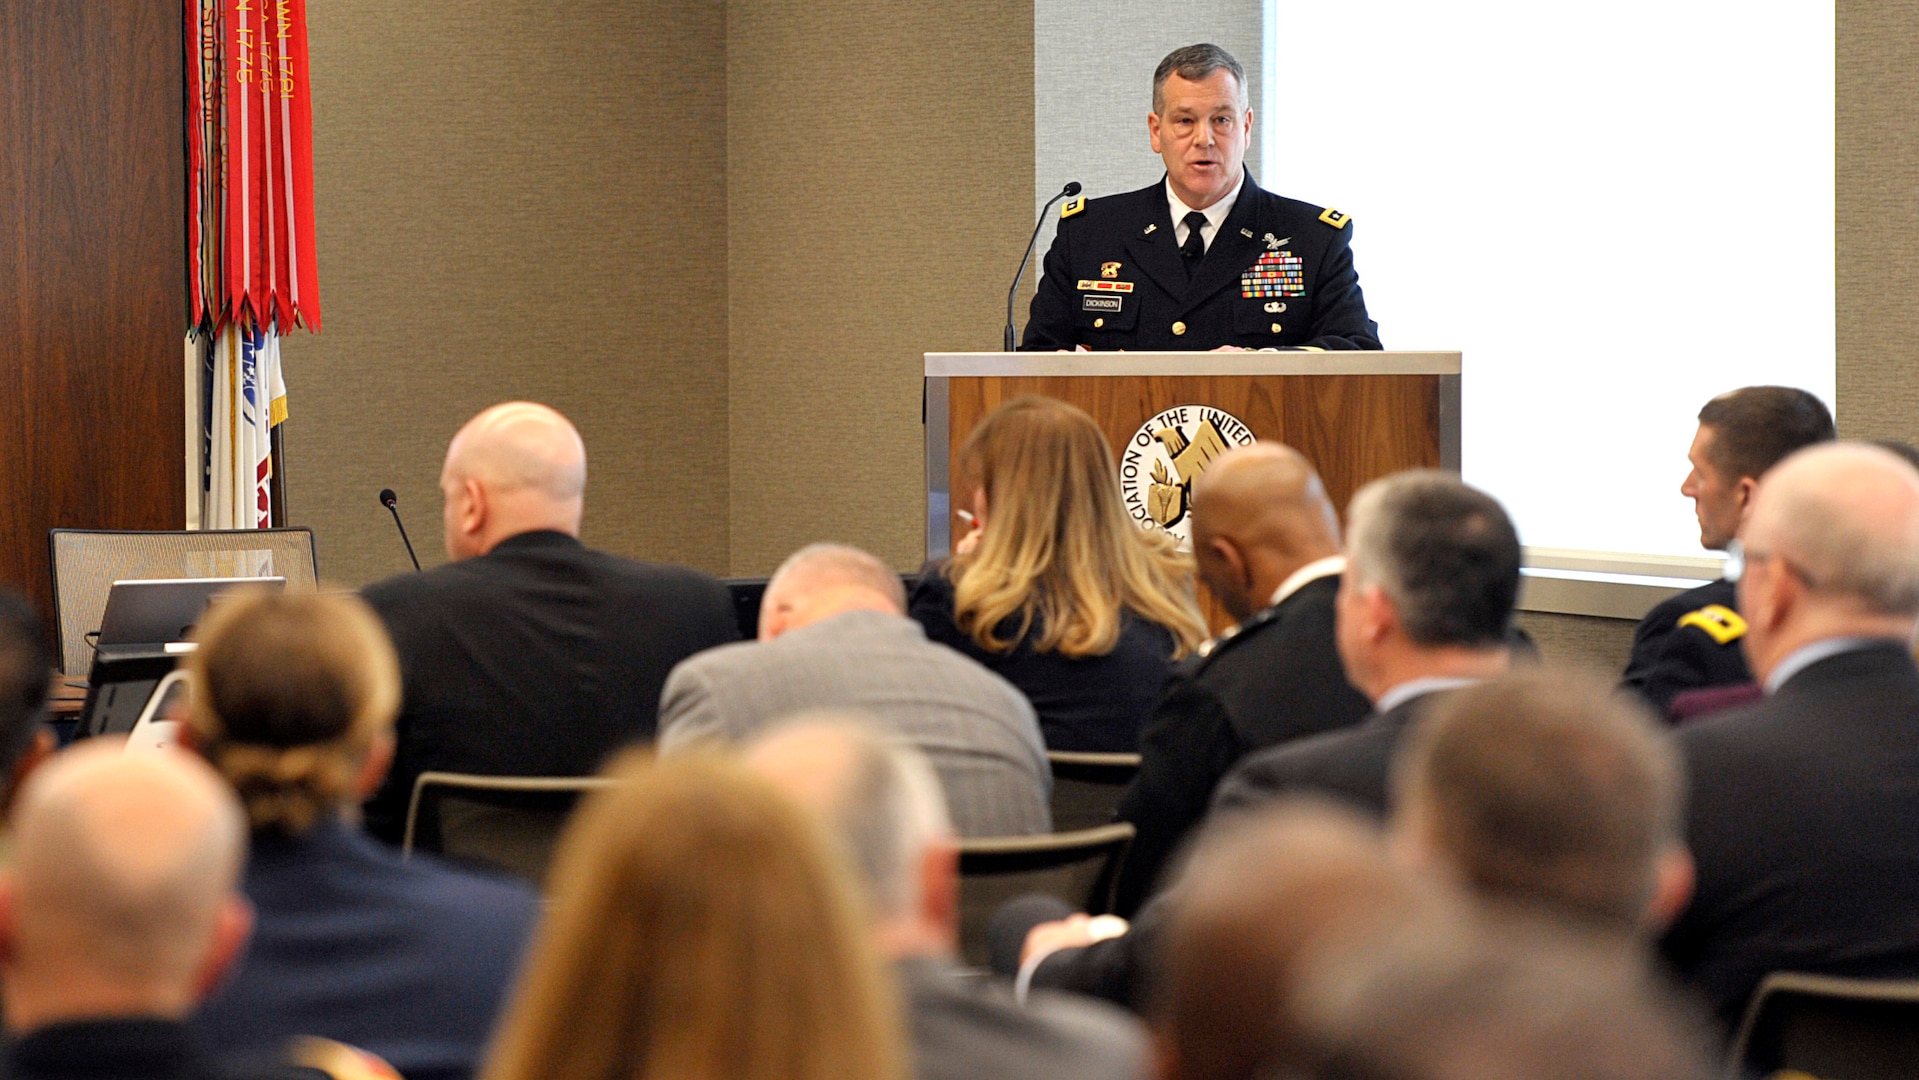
top-left (1112, 442), bottom-right (1370, 914)
top-left (659, 544), bottom-right (1049, 836)
top-left (743, 717), bottom-right (1145, 1080)
top-left (1390, 671), bottom-right (1694, 938)
top-left (361, 401), bottom-right (737, 842)
top-left (1662, 442), bottom-right (1919, 1025)
top-left (0, 743), bottom-right (255, 1080)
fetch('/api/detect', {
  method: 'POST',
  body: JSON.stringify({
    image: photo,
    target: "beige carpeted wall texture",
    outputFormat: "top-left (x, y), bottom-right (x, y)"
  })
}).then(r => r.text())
top-left (285, 1), bottom-right (1029, 585)
top-left (284, 1), bottom-right (732, 585)
top-left (283, 0), bottom-right (1913, 633)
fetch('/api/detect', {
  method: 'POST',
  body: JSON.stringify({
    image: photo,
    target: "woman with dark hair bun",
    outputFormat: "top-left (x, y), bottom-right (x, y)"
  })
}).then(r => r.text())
top-left (186, 589), bottom-right (538, 1080)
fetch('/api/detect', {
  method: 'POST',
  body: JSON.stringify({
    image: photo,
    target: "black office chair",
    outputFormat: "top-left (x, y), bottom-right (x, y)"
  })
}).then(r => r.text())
top-left (1045, 750), bottom-right (1141, 832)
top-left (402, 772), bottom-right (615, 889)
top-left (954, 822), bottom-right (1134, 968)
top-left (1728, 971), bottom-right (1919, 1080)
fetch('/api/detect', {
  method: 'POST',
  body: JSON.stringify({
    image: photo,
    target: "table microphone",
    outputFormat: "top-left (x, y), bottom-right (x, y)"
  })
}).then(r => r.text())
top-left (1004, 181), bottom-right (1081, 350)
top-left (378, 488), bottom-right (422, 572)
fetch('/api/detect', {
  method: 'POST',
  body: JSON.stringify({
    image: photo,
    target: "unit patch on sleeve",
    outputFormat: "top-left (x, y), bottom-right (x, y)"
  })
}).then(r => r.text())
top-left (1677, 604), bottom-right (1748, 645)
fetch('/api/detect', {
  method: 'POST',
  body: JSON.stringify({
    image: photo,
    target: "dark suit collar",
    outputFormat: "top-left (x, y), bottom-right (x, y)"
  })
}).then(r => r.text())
top-left (489, 529), bottom-right (585, 555)
top-left (1772, 638), bottom-right (1917, 696)
top-left (1122, 178), bottom-right (1188, 299)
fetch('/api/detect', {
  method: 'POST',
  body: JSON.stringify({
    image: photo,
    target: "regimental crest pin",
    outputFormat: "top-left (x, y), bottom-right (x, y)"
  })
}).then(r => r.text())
top-left (1100, 261), bottom-right (1121, 279)
top-left (1239, 227), bottom-right (1254, 238)
top-left (1144, 223), bottom-right (1158, 235)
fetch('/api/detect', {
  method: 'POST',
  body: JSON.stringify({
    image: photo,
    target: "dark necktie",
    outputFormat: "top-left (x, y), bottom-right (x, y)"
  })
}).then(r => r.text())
top-left (1179, 210), bottom-right (1209, 274)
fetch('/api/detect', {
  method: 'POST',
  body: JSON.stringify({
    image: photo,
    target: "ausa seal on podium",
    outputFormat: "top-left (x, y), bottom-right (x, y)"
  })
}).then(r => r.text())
top-left (1021, 44), bottom-right (1381, 353)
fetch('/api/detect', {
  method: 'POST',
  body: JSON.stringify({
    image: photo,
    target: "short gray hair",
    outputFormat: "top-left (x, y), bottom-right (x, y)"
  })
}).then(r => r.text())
top-left (1752, 442), bottom-right (1919, 617)
top-left (1153, 43), bottom-right (1248, 113)
top-left (768, 544), bottom-right (907, 613)
top-left (763, 712), bottom-right (952, 920)
top-left (1346, 471), bottom-right (1521, 647)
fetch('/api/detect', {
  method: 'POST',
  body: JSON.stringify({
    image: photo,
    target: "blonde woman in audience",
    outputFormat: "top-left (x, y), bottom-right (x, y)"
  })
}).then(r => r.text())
top-left (912, 395), bottom-right (1207, 751)
top-left (483, 750), bottom-right (907, 1080)
top-left (186, 591), bottom-right (539, 1080)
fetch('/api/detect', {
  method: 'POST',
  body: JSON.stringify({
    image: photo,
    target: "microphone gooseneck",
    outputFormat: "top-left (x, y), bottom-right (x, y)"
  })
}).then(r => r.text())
top-left (1004, 181), bottom-right (1083, 351)
top-left (378, 488), bottom-right (422, 572)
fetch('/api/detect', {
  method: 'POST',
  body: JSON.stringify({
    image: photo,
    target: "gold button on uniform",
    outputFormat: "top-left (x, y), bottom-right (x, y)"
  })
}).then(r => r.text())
top-left (1171, 321), bottom-right (1187, 336)
top-left (1093, 317), bottom-right (1104, 328)
top-left (1271, 322), bottom-right (1282, 333)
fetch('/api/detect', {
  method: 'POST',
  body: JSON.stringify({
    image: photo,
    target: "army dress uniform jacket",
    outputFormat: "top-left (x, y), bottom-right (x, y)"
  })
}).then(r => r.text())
top-left (1622, 577), bottom-right (1752, 719)
top-left (1020, 171), bottom-right (1381, 352)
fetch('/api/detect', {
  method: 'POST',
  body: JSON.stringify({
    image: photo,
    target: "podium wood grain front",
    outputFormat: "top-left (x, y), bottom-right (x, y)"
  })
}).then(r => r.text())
top-left (924, 352), bottom-right (1462, 631)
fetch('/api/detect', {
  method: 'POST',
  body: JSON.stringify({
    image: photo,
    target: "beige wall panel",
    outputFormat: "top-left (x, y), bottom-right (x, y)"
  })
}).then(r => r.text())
top-left (1515, 610), bottom-right (1636, 677)
top-left (1836, 0), bottom-right (1919, 443)
top-left (726, 2), bottom-right (1034, 576)
top-left (283, 0), bottom-right (730, 586)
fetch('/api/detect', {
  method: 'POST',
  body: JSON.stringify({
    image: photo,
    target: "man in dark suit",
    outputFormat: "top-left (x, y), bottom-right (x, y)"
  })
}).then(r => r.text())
top-left (1622, 386), bottom-right (1833, 717)
top-left (1012, 471), bottom-right (1521, 1009)
top-left (1112, 443), bottom-right (1369, 914)
top-left (1661, 442), bottom-right (1919, 1026)
top-left (1211, 470), bottom-right (1520, 818)
top-left (361, 402), bottom-right (737, 843)
top-left (1021, 44), bottom-right (1378, 353)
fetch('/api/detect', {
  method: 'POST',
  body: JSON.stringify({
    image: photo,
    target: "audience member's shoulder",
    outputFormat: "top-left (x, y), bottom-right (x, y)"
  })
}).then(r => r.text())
top-left (1212, 721), bottom-right (1379, 810)
top-left (384, 841), bottom-right (540, 924)
top-left (1637, 578), bottom-right (1737, 634)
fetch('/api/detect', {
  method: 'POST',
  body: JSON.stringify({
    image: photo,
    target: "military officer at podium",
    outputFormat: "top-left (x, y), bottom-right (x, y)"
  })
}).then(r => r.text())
top-left (1021, 44), bottom-right (1381, 353)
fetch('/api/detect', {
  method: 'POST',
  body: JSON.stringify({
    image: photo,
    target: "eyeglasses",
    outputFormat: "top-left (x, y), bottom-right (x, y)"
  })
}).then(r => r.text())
top-left (1728, 539), bottom-right (1821, 591)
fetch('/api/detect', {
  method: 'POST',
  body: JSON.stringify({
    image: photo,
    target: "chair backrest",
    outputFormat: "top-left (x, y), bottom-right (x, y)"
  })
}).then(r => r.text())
top-left (403, 772), bottom-right (615, 888)
top-left (955, 822), bottom-right (1135, 968)
top-left (1046, 751), bottom-right (1141, 833)
top-left (1729, 971), bottom-right (1919, 1080)
top-left (48, 528), bottom-right (319, 677)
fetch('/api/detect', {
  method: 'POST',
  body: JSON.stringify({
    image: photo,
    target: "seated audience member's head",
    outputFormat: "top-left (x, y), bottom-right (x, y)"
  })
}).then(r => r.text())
top-left (1390, 670), bottom-right (1692, 935)
top-left (952, 394), bottom-right (1207, 658)
top-left (1337, 471), bottom-right (1521, 701)
top-left (1189, 442), bottom-right (1342, 622)
top-left (0, 742), bottom-right (251, 1034)
top-left (439, 401), bottom-right (588, 561)
top-left (1291, 916), bottom-right (1716, 1080)
top-left (741, 714), bottom-right (958, 960)
top-left (0, 589), bottom-right (56, 815)
top-left (758, 544), bottom-right (908, 640)
top-left (1152, 800), bottom-right (1454, 1080)
top-left (1736, 442), bottom-right (1919, 683)
top-left (1684, 386), bottom-right (1834, 553)
top-left (484, 750), bottom-right (905, 1080)
top-left (184, 590), bottom-right (401, 837)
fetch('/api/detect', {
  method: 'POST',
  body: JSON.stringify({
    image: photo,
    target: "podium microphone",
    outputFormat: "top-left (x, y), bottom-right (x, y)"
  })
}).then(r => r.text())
top-left (378, 488), bottom-right (422, 572)
top-left (1004, 181), bottom-right (1081, 350)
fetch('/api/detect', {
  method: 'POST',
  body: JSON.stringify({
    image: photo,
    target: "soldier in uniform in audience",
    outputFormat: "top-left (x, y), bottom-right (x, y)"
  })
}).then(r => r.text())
top-left (1622, 387), bottom-right (1833, 718)
top-left (1020, 44), bottom-right (1379, 352)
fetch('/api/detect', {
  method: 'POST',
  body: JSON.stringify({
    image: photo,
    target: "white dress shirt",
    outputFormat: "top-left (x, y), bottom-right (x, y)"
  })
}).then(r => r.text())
top-left (1167, 172), bottom-right (1244, 254)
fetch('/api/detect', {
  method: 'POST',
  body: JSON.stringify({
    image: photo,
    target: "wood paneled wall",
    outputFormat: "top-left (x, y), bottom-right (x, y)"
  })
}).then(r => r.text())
top-left (0, 1), bottom-right (186, 628)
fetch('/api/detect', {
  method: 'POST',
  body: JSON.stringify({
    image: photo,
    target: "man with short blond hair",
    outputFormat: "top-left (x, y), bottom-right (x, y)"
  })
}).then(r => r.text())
top-left (361, 401), bottom-right (737, 842)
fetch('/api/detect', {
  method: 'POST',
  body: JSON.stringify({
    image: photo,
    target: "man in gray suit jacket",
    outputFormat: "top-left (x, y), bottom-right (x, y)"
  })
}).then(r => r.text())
top-left (658, 544), bottom-right (1051, 837)
top-left (745, 720), bottom-right (1145, 1080)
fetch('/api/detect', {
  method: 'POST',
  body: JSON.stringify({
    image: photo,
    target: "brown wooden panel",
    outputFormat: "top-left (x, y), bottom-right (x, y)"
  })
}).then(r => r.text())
top-left (0, 1), bottom-right (187, 633)
top-left (947, 374), bottom-right (1441, 631)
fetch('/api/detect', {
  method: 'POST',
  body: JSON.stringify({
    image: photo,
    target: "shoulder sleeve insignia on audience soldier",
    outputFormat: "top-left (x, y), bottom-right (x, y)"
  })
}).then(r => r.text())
top-left (1318, 207), bottom-right (1351, 229)
top-left (1677, 604), bottom-right (1747, 645)
top-left (1061, 196), bottom-right (1086, 219)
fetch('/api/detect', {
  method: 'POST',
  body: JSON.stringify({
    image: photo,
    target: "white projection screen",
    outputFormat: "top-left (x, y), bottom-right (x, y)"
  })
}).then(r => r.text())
top-left (1262, 0), bottom-right (1835, 565)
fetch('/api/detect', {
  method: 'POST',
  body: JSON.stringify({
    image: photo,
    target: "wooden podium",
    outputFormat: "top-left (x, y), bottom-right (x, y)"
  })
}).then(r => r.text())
top-left (923, 351), bottom-right (1461, 562)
